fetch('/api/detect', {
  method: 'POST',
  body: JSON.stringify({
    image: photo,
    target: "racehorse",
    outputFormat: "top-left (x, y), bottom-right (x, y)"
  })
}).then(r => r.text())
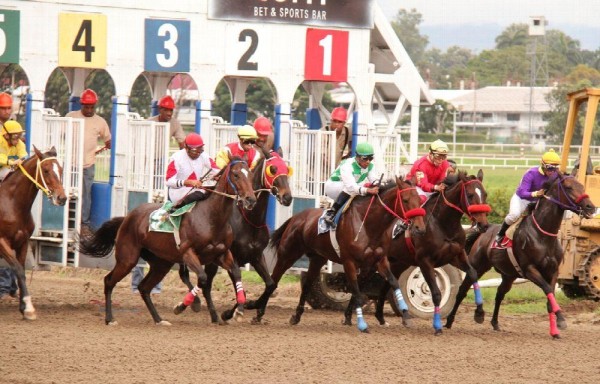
top-left (177, 149), bottom-right (293, 323)
top-left (364, 170), bottom-right (491, 335)
top-left (0, 146), bottom-right (67, 320)
top-left (249, 176), bottom-right (427, 332)
top-left (445, 172), bottom-right (595, 338)
top-left (78, 157), bottom-right (256, 325)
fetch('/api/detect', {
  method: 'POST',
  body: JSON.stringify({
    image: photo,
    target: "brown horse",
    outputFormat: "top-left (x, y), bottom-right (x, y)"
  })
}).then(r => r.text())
top-left (0, 146), bottom-right (67, 320)
top-left (364, 171), bottom-right (490, 335)
top-left (178, 149), bottom-right (293, 323)
top-left (445, 173), bottom-right (595, 338)
top-left (78, 158), bottom-right (256, 325)
top-left (249, 177), bottom-right (426, 332)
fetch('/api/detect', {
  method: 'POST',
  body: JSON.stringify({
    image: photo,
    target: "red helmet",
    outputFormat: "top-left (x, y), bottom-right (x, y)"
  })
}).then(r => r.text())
top-left (0, 92), bottom-right (12, 107)
top-left (331, 107), bottom-right (347, 122)
top-left (80, 89), bottom-right (98, 105)
top-left (253, 117), bottom-right (272, 135)
top-left (158, 95), bottom-right (175, 110)
top-left (185, 133), bottom-right (204, 148)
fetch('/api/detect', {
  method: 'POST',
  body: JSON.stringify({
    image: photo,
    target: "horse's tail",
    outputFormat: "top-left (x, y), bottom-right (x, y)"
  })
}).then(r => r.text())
top-left (270, 217), bottom-right (292, 250)
top-left (77, 217), bottom-right (125, 257)
top-left (464, 229), bottom-right (483, 254)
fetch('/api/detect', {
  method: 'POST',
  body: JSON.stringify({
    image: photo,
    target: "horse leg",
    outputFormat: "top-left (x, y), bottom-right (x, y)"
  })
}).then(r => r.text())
top-left (342, 294), bottom-right (357, 326)
top-left (218, 261), bottom-right (245, 323)
top-left (103, 244), bottom-right (140, 325)
top-left (173, 248), bottom-right (214, 321)
top-left (523, 265), bottom-right (563, 338)
top-left (138, 257), bottom-right (173, 325)
top-left (290, 256), bottom-right (326, 326)
top-left (340, 260), bottom-right (369, 333)
top-left (490, 275), bottom-right (515, 332)
top-left (376, 258), bottom-right (412, 328)
top-left (178, 264), bottom-right (201, 313)
top-left (444, 273), bottom-right (475, 329)
top-left (0, 240), bottom-right (35, 320)
top-left (419, 262), bottom-right (445, 335)
top-left (457, 250), bottom-right (485, 321)
top-left (246, 253), bottom-right (276, 322)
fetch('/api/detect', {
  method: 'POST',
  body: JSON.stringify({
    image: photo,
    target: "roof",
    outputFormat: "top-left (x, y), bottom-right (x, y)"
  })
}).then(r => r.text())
top-left (440, 86), bottom-right (554, 113)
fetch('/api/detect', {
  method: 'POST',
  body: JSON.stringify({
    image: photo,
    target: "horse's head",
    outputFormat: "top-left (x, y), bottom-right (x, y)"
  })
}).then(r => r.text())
top-left (261, 151), bottom-right (293, 206)
top-left (544, 173), bottom-right (596, 218)
top-left (32, 146), bottom-right (67, 206)
top-left (225, 157), bottom-right (257, 210)
top-left (448, 170), bottom-right (491, 232)
top-left (395, 176), bottom-right (426, 235)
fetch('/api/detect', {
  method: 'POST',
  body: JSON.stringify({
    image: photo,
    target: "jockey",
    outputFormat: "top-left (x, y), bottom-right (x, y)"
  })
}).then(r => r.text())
top-left (495, 149), bottom-right (561, 243)
top-left (323, 142), bottom-right (380, 226)
top-left (406, 139), bottom-right (450, 202)
top-left (166, 133), bottom-right (219, 212)
top-left (0, 121), bottom-right (28, 182)
top-left (215, 125), bottom-right (261, 170)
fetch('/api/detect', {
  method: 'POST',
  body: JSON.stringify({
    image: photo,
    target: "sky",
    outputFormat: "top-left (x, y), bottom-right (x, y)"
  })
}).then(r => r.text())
top-left (378, 0), bottom-right (600, 52)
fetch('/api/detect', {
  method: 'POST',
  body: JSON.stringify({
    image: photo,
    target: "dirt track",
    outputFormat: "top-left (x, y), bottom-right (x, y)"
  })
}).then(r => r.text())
top-left (1, 268), bottom-right (600, 384)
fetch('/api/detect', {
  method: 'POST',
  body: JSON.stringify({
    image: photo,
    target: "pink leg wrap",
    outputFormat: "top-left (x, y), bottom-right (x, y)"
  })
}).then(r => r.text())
top-left (182, 291), bottom-right (196, 306)
top-left (236, 282), bottom-right (245, 304)
top-left (546, 293), bottom-right (560, 313)
top-left (548, 312), bottom-right (559, 337)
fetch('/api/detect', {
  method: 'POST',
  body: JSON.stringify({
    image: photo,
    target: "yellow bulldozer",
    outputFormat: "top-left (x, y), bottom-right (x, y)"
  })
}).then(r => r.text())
top-left (558, 88), bottom-right (600, 299)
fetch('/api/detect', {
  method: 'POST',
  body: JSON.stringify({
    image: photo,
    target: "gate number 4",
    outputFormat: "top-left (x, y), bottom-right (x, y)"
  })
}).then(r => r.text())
top-left (72, 20), bottom-right (95, 62)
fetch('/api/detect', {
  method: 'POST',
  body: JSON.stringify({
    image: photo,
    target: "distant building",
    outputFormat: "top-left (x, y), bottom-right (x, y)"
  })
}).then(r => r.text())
top-left (433, 86), bottom-right (554, 143)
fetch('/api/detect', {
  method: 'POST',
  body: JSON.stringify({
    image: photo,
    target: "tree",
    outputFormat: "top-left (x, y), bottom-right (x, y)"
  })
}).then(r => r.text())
top-left (391, 9), bottom-right (429, 66)
top-left (495, 24), bottom-right (528, 49)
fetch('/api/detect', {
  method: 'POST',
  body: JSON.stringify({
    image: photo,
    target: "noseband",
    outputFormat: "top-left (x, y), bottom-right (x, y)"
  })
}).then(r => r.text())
top-left (18, 157), bottom-right (60, 199)
top-left (543, 175), bottom-right (589, 214)
top-left (441, 179), bottom-right (491, 221)
top-left (377, 186), bottom-right (426, 225)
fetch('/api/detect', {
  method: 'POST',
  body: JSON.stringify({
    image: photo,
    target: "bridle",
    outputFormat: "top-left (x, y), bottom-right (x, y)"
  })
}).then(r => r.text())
top-left (18, 156), bottom-right (60, 199)
top-left (439, 178), bottom-right (491, 222)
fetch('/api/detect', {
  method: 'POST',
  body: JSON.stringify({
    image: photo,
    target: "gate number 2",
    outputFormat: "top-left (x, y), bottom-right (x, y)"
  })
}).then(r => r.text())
top-left (238, 29), bottom-right (258, 71)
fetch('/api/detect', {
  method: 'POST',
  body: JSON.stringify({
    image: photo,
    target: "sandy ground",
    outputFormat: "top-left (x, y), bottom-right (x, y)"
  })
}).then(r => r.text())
top-left (1, 267), bottom-right (600, 384)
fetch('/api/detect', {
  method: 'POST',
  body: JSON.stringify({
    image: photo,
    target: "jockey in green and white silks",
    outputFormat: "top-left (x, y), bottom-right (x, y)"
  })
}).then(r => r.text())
top-left (323, 142), bottom-right (380, 225)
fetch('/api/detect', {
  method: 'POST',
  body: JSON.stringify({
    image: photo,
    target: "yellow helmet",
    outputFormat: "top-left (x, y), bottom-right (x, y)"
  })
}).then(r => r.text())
top-left (542, 149), bottom-right (561, 165)
top-left (238, 125), bottom-right (258, 139)
top-left (3, 120), bottom-right (24, 134)
top-left (430, 139), bottom-right (449, 154)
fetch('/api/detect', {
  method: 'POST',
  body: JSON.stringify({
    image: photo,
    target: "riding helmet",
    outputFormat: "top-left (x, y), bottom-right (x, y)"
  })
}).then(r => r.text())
top-left (238, 125), bottom-right (258, 139)
top-left (542, 149), bottom-right (561, 165)
top-left (356, 142), bottom-right (374, 156)
top-left (430, 139), bottom-right (449, 154)
top-left (3, 120), bottom-right (24, 134)
top-left (185, 133), bottom-right (204, 148)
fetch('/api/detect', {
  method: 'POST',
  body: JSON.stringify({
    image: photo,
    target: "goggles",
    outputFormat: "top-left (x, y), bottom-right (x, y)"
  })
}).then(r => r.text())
top-left (358, 155), bottom-right (374, 161)
top-left (543, 163), bottom-right (559, 171)
top-left (432, 152), bottom-right (447, 160)
top-left (186, 145), bottom-right (203, 153)
top-left (242, 139), bottom-right (256, 145)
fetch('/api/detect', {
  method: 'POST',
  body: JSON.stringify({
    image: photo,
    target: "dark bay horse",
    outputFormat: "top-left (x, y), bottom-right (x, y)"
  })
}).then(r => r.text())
top-left (78, 158), bottom-right (256, 325)
top-left (0, 146), bottom-right (67, 320)
top-left (178, 150), bottom-right (293, 323)
top-left (249, 177), bottom-right (427, 332)
top-left (364, 171), bottom-right (491, 335)
top-left (445, 173), bottom-right (595, 338)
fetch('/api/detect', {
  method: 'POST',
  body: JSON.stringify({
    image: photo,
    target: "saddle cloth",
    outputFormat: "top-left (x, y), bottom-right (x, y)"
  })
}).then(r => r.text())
top-left (148, 201), bottom-right (195, 233)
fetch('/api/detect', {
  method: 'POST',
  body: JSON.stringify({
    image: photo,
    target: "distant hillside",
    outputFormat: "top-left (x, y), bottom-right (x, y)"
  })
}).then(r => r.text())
top-left (421, 23), bottom-right (599, 52)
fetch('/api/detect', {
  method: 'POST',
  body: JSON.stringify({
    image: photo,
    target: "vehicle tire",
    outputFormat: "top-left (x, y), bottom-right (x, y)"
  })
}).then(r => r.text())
top-left (302, 272), bottom-right (351, 311)
top-left (395, 265), bottom-right (463, 319)
top-left (559, 283), bottom-right (588, 299)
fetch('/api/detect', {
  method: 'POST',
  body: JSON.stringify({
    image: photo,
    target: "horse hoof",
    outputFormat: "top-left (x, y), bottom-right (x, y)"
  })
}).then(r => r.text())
top-left (341, 319), bottom-right (352, 326)
top-left (289, 316), bottom-right (300, 325)
top-left (434, 329), bottom-right (443, 336)
top-left (173, 303), bottom-right (186, 315)
top-left (557, 319), bottom-right (567, 330)
top-left (23, 311), bottom-right (37, 321)
top-left (474, 315), bottom-right (485, 324)
top-left (233, 310), bottom-right (244, 322)
top-left (552, 334), bottom-right (561, 340)
top-left (107, 320), bottom-right (118, 326)
top-left (191, 302), bottom-right (201, 313)
top-left (378, 321), bottom-right (390, 328)
top-left (359, 327), bottom-right (370, 334)
top-left (156, 320), bottom-right (172, 326)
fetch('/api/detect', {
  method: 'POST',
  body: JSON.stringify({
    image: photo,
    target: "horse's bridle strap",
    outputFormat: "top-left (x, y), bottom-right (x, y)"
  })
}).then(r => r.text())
top-left (18, 157), bottom-right (56, 197)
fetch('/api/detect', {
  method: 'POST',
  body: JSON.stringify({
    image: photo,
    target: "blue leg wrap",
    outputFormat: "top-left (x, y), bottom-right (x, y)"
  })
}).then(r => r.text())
top-left (433, 311), bottom-right (442, 330)
top-left (356, 307), bottom-right (368, 332)
top-left (473, 282), bottom-right (483, 305)
top-left (394, 288), bottom-right (408, 311)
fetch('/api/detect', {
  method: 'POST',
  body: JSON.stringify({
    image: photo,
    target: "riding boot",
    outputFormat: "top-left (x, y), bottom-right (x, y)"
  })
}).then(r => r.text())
top-left (168, 191), bottom-right (209, 214)
top-left (495, 221), bottom-right (510, 243)
top-left (324, 192), bottom-right (350, 225)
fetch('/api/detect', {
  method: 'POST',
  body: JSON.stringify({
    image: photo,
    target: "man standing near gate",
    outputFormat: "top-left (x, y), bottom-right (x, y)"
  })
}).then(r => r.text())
top-left (66, 89), bottom-right (111, 235)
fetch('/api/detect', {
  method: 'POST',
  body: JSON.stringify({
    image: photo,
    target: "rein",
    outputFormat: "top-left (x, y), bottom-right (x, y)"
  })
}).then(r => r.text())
top-left (17, 157), bottom-right (58, 198)
top-left (440, 179), bottom-right (491, 221)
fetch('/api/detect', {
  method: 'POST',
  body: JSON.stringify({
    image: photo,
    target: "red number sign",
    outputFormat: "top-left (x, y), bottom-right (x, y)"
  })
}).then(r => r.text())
top-left (304, 28), bottom-right (348, 82)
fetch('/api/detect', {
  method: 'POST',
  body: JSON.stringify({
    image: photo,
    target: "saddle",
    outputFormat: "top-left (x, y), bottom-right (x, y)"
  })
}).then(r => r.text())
top-left (317, 196), bottom-right (355, 234)
top-left (491, 216), bottom-right (524, 249)
top-left (149, 201), bottom-right (196, 233)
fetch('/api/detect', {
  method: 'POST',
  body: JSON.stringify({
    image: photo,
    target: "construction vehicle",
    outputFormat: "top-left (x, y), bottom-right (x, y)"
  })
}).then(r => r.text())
top-left (558, 88), bottom-right (600, 299)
